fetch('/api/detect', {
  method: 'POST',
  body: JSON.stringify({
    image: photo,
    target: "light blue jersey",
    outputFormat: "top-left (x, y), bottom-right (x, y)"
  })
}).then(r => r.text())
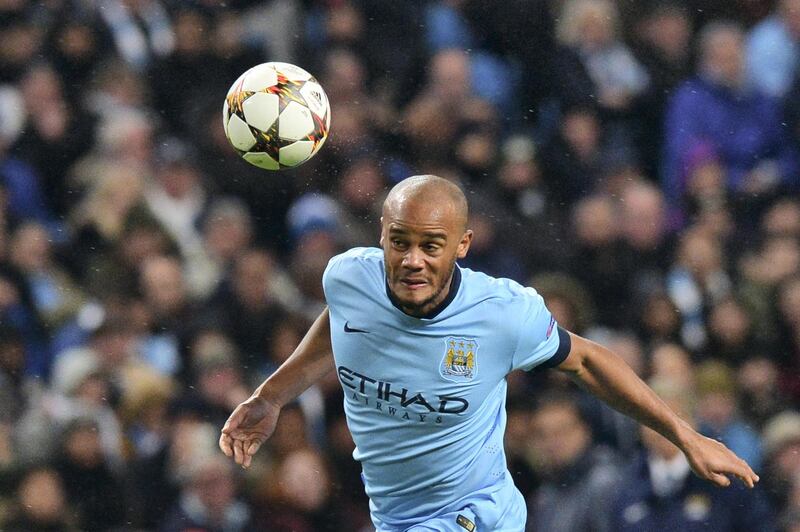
top-left (323, 247), bottom-right (571, 532)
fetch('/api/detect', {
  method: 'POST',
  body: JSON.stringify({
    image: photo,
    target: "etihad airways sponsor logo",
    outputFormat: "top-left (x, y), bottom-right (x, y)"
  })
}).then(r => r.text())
top-left (337, 365), bottom-right (469, 423)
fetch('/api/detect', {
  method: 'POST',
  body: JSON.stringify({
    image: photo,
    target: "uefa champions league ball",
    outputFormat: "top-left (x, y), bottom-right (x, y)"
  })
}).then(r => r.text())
top-left (223, 62), bottom-right (331, 170)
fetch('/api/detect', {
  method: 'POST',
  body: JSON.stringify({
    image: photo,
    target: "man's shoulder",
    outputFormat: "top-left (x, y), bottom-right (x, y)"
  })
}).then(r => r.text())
top-left (460, 267), bottom-right (544, 308)
top-left (324, 247), bottom-right (383, 294)
top-left (331, 246), bottom-right (383, 262)
top-left (327, 247), bottom-right (382, 275)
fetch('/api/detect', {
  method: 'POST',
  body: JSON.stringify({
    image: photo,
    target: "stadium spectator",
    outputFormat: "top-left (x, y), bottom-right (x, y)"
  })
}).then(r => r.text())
top-left (694, 361), bottom-right (763, 470)
top-left (11, 63), bottom-right (96, 220)
top-left (15, 346), bottom-right (124, 466)
top-left (746, 0), bottom-right (800, 98)
top-left (1, 1), bottom-right (799, 529)
top-left (160, 455), bottom-right (253, 532)
top-left (83, 213), bottom-right (177, 299)
top-left (204, 248), bottom-right (288, 366)
top-left (335, 156), bottom-right (386, 248)
top-left (706, 296), bottom-right (759, 365)
top-left (127, 406), bottom-right (211, 528)
top-left (93, 0), bottom-right (175, 72)
top-left (630, 2), bottom-right (693, 175)
top-left (184, 196), bottom-right (256, 298)
top-left (288, 225), bottom-right (340, 316)
top-left (540, 104), bottom-right (606, 205)
top-left (139, 255), bottom-right (199, 378)
top-left (666, 226), bottom-right (732, 351)
top-left (580, 329), bottom-right (647, 455)
top-left (459, 210), bottom-right (526, 283)
top-left (650, 343), bottom-right (695, 389)
top-left (181, 329), bottom-right (249, 429)
top-left (504, 396), bottom-right (539, 500)
top-left (45, 12), bottom-right (108, 103)
top-left (526, 392), bottom-right (621, 532)
top-left (323, 394), bottom-right (373, 530)
top-left (737, 356), bottom-right (787, 429)
top-left (2, 466), bottom-right (78, 531)
top-left (555, 0), bottom-right (649, 116)
top-left (0, 308), bottom-right (39, 399)
top-left (569, 194), bottom-right (630, 325)
top-left (610, 378), bottom-right (775, 531)
top-left (9, 222), bottom-right (86, 332)
top-left (0, 6), bottom-right (42, 84)
top-left (528, 272), bottom-right (595, 335)
top-left (0, 326), bottom-right (26, 425)
top-left (403, 49), bottom-right (498, 169)
top-left (663, 21), bottom-right (800, 222)
top-left (618, 181), bottom-right (673, 292)
top-left (254, 448), bottom-right (336, 530)
top-left (762, 411), bottom-right (800, 515)
top-left (0, 147), bottom-right (58, 232)
top-left (148, 7), bottom-right (222, 135)
top-left (144, 144), bottom-right (210, 270)
top-left (55, 418), bottom-right (127, 531)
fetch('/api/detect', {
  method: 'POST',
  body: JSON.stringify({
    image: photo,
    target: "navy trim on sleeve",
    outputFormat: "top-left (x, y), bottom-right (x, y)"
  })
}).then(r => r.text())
top-left (539, 326), bottom-right (572, 369)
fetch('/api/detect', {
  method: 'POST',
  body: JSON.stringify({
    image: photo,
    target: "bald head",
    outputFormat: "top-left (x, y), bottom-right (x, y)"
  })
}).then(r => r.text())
top-left (383, 175), bottom-right (468, 232)
top-left (380, 175), bottom-right (473, 317)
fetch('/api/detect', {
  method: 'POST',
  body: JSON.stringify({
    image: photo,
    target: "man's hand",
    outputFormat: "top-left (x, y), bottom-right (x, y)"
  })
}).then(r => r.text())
top-left (682, 432), bottom-right (760, 488)
top-left (219, 308), bottom-right (333, 469)
top-left (219, 396), bottom-right (280, 469)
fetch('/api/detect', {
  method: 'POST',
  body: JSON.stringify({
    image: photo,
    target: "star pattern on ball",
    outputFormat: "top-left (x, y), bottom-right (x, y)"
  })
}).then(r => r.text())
top-left (223, 62), bottom-right (330, 170)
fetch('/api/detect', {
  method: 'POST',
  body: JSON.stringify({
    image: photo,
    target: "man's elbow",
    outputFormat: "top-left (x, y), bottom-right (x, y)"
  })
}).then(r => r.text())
top-left (556, 332), bottom-right (592, 377)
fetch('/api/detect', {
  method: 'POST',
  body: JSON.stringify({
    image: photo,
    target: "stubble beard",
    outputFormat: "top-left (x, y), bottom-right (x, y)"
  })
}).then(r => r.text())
top-left (398, 259), bottom-right (456, 317)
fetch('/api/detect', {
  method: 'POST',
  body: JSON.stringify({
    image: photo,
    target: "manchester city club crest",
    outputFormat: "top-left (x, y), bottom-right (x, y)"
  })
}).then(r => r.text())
top-left (440, 337), bottom-right (478, 382)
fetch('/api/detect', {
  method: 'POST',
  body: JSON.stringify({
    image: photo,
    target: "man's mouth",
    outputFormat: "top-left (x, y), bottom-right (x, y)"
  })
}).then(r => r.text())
top-left (400, 278), bottom-right (427, 290)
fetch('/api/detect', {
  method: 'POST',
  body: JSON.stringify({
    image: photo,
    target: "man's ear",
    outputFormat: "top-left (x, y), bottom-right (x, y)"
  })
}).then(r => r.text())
top-left (379, 216), bottom-right (384, 246)
top-left (457, 230), bottom-right (473, 259)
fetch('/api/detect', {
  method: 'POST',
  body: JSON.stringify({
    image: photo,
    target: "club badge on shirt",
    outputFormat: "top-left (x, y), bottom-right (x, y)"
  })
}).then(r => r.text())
top-left (440, 337), bottom-right (478, 382)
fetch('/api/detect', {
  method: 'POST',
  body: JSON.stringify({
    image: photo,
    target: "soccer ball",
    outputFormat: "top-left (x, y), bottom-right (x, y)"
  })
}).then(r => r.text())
top-left (223, 62), bottom-right (331, 170)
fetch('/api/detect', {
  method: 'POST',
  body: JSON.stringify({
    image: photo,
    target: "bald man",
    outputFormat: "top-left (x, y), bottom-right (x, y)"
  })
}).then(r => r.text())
top-left (220, 175), bottom-right (759, 532)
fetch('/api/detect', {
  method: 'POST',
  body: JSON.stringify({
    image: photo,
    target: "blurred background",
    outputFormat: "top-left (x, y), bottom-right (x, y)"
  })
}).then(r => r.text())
top-left (1, 0), bottom-right (800, 530)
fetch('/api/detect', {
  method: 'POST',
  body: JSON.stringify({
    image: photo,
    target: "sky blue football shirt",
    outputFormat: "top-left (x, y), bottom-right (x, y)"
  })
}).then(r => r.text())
top-left (323, 247), bottom-right (571, 531)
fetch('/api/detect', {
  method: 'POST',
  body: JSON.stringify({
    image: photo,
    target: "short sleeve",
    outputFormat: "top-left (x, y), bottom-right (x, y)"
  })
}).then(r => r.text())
top-left (511, 289), bottom-right (572, 371)
top-left (322, 252), bottom-right (344, 302)
top-left (322, 247), bottom-right (381, 308)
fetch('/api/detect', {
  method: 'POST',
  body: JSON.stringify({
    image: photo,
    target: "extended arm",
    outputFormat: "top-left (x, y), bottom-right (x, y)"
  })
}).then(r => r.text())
top-left (557, 332), bottom-right (759, 488)
top-left (219, 307), bottom-right (334, 468)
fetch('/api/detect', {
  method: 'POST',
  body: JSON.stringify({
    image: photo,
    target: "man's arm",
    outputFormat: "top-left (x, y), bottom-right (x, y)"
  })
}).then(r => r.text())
top-left (556, 332), bottom-right (759, 488)
top-left (219, 307), bottom-right (334, 468)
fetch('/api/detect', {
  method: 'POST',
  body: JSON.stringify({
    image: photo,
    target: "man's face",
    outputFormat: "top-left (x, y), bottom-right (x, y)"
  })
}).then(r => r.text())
top-left (380, 198), bottom-right (471, 316)
top-left (531, 403), bottom-right (590, 472)
top-left (703, 30), bottom-right (744, 87)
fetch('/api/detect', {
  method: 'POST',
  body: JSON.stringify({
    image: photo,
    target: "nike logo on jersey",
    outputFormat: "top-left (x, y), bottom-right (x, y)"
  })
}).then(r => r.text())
top-left (344, 322), bottom-right (369, 333)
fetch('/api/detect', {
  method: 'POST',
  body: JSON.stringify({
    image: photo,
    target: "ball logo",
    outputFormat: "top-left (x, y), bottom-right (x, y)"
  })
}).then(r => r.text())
top-left (440, 337), bottom-right (478, 382)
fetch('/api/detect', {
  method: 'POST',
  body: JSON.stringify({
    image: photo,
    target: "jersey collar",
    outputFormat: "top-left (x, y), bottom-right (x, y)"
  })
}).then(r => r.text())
top-left (385, 265), bottom-right (462, 320)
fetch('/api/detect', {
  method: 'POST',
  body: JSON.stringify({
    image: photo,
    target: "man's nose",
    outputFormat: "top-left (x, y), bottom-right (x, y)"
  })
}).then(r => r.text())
top-left (402, 247), bottom-right (424, 269)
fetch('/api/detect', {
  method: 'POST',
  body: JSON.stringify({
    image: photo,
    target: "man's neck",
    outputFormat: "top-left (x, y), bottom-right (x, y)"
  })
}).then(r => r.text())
top-left (387, 265), bottom-right (461, 319)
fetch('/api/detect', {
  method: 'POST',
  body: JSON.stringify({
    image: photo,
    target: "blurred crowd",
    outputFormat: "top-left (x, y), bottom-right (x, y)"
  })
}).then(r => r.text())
top-left (2, 0), bottom-right (800, 530)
